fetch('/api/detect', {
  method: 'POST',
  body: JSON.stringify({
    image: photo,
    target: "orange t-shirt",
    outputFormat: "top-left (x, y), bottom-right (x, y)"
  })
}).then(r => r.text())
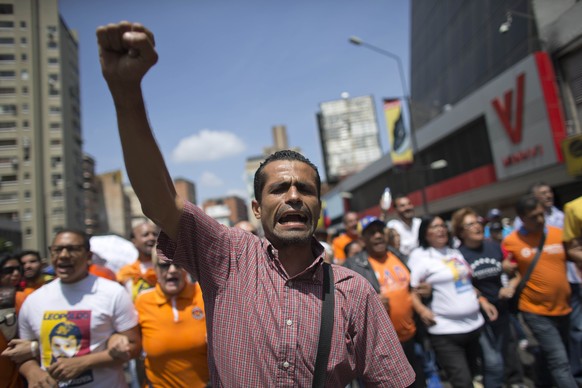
top-left (89, 264), bottom-right (116, 281)
top-left (135, 282), bottom-right (209, 388)
top-left (332, 233), bottom-right (357, 263)
top-left (116, 260), bottom-right (157, 301)
top-left (502, 226), bottom-right (571, 316)
top-left (369, 254), bottom-right (415, 342)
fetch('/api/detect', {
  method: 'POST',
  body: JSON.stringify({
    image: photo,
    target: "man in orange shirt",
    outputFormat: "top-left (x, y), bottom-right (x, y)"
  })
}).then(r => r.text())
top-left (344, 216), bottom-right (423, 387)
top-left (19, 251), bottom-right (53, 295)
top-left (502, 195), bottom-right (576, 387)
top-left (117, 222), bottom-right (159, 301)
top-left (135, 256), bottom-right (208, 387)
top-left (331, 211), bottom-right (360, 264)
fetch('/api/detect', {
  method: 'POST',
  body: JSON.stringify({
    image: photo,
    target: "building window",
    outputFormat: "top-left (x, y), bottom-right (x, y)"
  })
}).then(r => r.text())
top-left (49, 106), bottom-right (61, 115)
top-left (0, 37), bottom-right (14, 45)
top-left (0, 87), bottom-right (15, 95)
top-left (23, 209), bottom-right (31, 221)
top-left (48, 40), bottom-right (57, 49)
top-left (52, 190), bottom-right (63, 200)
top-left (49, 122), bottom-right (61, 130)
top-left (21, 103), bottom-right (28, 114)
top-left (20, 53), bottom-right (26, 61)
top-left (21, 86), bottom-right (28, 95)
top-left (0, 21), bottom-right (13, 29)
top-left (19, 21), bottom-right (26, 29)
top-left (51, 173), bottom-right (62, 185)
top-left (21, 70), bottom-right (28, 80)
top-left (50, 139), bottom-right (61, 147)
top-left (0, 70), bottom-right (15, 79)
top-left (1, 175), bottom-right (17, 183)
top-left (0, 121), bottom-right (16, 130)
top-left (0, 54), bottom-right (14, 62)
top-left (0, 192), bottom-right (18, 203)
top-left (0, 139), bottom-right (16, 148)
top-left (48, 57), bottom-right (58, 65)
top-left (23, 172), bottom-right (30, 180)
top-left (51, 156), bottom-right (62, 167)
top-left (0, 4), bottom-right (14, 14)
top-left (0, 104), bottom-right (17, 115)
top-left (22, 120), bottom-right (29, 129)
top-left (20, 37), bottom-right (26, 46)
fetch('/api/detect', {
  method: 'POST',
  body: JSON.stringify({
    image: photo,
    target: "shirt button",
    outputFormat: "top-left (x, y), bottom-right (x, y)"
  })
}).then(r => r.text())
top-left (283, 361), bottom-right (290, 368)
top-left (286, 319), bottom-right (293, 326)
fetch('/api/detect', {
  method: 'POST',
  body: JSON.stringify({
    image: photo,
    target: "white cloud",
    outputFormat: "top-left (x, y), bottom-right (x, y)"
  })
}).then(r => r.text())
top-left (171, 129), bottom-right (246, 162)
top-left (200, 171), bottom-right (224, 187)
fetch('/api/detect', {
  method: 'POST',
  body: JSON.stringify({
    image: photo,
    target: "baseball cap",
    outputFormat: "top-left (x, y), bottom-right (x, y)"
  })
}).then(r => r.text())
top-left (357, 216), bottom-right (385, 234)
top-left (487, 208), bottom-right (501, 219)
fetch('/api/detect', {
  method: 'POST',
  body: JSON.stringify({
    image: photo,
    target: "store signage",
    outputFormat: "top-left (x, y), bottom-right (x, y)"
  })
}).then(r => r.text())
top-left (485, 52), bottom-right (563, 180)
top-left (491, 73), bottom-right (524, 145)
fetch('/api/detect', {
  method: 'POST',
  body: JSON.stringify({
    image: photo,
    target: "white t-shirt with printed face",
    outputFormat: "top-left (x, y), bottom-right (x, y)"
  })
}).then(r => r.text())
top-left (408, 246), bottom-right (484, 335)
top-left (387, 217), bottom-right (421, 256)
top-left (19, 275), bottom-right (137, 388)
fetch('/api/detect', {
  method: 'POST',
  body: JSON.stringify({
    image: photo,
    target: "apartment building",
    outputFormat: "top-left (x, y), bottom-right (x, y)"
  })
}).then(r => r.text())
top-left (0, 0), bottom-right (84, 251)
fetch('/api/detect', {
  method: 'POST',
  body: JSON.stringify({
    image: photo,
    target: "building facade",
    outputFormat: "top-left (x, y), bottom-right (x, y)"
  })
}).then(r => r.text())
top-left (316, 95), bottom-right (383, 184)
top-left (97, 170), bottom-right (131, 237)
top-left (322, 0), bottom-right (581, 226)
top-left (0, 0), bottom-right (84, 250)
top-left (202, 195), bottom-right (248, 227)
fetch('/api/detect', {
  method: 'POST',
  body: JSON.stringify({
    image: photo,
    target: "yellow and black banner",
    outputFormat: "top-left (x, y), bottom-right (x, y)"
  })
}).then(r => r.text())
top-left (384, 98), bottom-right (413, 165)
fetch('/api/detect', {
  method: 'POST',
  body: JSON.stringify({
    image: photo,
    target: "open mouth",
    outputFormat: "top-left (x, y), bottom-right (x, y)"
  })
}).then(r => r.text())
top-left (55, 262), bottom-right (74, 274)
top-left (164, 276), bottom-right (181, 286)
top-left (278, 213), bottom-right (308, 225)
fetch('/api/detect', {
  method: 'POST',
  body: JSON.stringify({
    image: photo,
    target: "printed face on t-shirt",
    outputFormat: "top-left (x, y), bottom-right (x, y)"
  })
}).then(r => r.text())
top-left (51, 335), bottom-right (80, 358)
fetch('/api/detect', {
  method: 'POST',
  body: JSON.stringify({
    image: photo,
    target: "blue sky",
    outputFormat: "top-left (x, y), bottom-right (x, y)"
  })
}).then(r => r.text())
top-left (59, 0), bottom-right (410, 203)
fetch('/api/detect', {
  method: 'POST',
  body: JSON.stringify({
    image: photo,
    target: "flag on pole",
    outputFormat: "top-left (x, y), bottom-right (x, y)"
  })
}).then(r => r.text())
top-left (384, 98), bottom-right (413, 165)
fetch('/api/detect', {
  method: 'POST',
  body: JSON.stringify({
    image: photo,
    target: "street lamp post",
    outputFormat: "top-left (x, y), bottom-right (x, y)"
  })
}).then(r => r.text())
top-left (349, 36), bottom-right (431, 214)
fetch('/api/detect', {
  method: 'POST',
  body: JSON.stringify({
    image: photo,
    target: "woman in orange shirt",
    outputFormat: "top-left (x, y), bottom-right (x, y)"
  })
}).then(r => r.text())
top-left (135, 253), bottom-right (209, 388)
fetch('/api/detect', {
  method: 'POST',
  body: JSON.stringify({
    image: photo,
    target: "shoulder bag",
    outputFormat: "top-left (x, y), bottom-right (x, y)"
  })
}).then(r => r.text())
top-left (507, 232), bottom-right (546, 313)
top-left (312, 262), bottom-right (335, 388)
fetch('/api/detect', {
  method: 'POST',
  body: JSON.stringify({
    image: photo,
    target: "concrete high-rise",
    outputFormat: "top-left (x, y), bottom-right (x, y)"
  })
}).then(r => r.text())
top-left (0, 0), bottom-right (84, 250)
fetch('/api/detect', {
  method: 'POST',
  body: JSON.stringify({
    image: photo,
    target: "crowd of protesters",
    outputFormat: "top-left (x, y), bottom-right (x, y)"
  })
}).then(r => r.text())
top-left (1, 179), bottom-right (580, 387)
top-left (0, 19), bottom-right (581, 388)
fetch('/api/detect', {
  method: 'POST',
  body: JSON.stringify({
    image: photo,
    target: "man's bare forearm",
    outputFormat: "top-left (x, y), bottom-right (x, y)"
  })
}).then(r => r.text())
top-left (112, 86), bottom-right (182, 238)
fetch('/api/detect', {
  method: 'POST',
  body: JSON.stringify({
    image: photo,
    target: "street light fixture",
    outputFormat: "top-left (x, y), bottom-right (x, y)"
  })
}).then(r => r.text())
top-left (499, 10), bottom-right (535, 34)
top-left (349, 35), bottom-right (435, 214)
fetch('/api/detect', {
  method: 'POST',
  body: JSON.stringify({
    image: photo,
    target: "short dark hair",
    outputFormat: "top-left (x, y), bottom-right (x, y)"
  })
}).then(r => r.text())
top-left (0, 253), bottom-right (20, 269)
top-left (17, 250), bottom-right (41, 262)
top-left (393, 194), bottom-right (408, 203)
top-left (253, 150), bottom-right (320, 203)
top-left (418, 214), bottom-right (452, 249)
top-left (52, 229), bottom-right (90, 252)
top-left (528, 181), bottom-right (550, 194)
top-left (515, 194), bottom-right (541, 217)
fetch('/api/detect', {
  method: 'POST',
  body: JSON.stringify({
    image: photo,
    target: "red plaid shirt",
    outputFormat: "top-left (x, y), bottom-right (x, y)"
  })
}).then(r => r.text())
top-left (157, 201), bottom-right (414, 387)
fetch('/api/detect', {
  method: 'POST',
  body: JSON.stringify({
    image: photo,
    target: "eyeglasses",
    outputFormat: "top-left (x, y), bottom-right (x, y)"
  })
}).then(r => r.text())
top-left (49, 244), bottom-right (85, 255)
top-left (1, 266), bottom-right (21, 275)
top-left (157, 262), bottom-right (181, 271)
